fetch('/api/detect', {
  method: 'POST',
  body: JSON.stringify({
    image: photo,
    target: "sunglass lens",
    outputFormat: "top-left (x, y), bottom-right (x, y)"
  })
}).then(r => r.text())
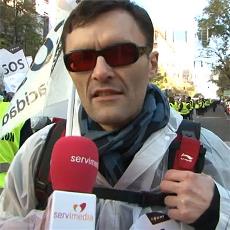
top-left (65, 50), bottom-right (97, 72)
top-left (103, 43), bottom-right (139, 67)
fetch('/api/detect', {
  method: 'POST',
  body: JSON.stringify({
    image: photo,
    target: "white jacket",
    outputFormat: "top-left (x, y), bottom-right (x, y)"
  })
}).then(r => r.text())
top-left (0, 109), bottom-right (229, 229)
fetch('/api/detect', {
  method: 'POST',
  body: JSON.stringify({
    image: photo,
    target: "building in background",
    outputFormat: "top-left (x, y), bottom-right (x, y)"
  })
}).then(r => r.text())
top-left (137, 0), bottom-right (215, 97)
top-left (153, 27), bottom-right (196, 95)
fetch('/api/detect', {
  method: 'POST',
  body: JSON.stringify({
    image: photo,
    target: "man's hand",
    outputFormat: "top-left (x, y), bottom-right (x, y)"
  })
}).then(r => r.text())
top-left (160, 169), bottom-right (215, 224)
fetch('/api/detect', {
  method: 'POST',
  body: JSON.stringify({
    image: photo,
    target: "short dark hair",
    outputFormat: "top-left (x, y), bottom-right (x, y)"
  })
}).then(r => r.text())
top-left (61, 0), bottom-right (154, 53)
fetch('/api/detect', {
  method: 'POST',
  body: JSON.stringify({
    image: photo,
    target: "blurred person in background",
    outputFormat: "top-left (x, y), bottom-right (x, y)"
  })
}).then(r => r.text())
top-left (178, 95), bottom-right (190, 119)
top-left (0, 90), bottom-right (33, 192)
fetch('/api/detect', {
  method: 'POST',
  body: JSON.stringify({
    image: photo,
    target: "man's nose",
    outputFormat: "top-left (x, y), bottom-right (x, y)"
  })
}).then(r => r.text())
top-left (91, 56), bottom-right (114, 81)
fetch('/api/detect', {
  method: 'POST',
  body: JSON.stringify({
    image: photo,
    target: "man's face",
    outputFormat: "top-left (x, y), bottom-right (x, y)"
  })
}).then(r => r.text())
top-left (65, 9), bottom-right (157, 131)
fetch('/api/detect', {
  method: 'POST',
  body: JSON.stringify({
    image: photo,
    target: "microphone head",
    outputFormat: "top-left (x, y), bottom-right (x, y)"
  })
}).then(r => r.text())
top-left (50, 136), bottom-right (99, 193)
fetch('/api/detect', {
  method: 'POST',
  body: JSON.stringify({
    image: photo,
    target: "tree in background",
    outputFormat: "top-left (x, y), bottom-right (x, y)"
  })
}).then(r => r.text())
top-left (150, 66), bottom-right (168, 90)
top-left (197, 0), bottom-right (230, 93)
top-left (0, 0), bottom-right (43, 58)
top-left (150, 66), bottom-right (195, 97)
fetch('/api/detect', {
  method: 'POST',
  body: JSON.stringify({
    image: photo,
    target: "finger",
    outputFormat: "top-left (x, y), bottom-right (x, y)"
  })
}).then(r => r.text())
top-left (165, 194), bottom-right (190, 209)
top-left (167, 208), bottom-right (183, 222)
top-left (164, 169), bottom-right (195, 182)
top-left (160, 180), bottom-right (180, 194)
top-left (164, 194), bottom-right (178, 208)
top-left (167, 208), bottom-right (193, 224)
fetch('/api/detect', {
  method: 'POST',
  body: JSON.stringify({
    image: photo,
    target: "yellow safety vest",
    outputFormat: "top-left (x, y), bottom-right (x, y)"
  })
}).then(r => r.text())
top-left (189, 100), bottom-right (194, 110)
top-left (0, 102), bottom-right (24, 188)
top-left (169, 102), bottom-right (176, 111)
top-left (179, 102), bottom-right (190, 115)
top-left (194, 101), bottom-right (200, 109)
top-left (205, 99), bottom-right (210, 107)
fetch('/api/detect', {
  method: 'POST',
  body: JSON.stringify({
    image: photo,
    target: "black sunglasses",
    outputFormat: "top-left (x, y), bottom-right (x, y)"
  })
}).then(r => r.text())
top-left (64, 43), bottom-right (149, 72)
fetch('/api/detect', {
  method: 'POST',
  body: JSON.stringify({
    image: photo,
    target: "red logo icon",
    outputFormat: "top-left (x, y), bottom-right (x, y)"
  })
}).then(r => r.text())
top-left (73, 202), bottom-right (86, 212)
top-left (180, 153), bottom-right (193, 162)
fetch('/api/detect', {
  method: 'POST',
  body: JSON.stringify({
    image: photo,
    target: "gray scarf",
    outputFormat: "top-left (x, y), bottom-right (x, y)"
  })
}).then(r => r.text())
top-left (79, 84), bottom-right (170, 186)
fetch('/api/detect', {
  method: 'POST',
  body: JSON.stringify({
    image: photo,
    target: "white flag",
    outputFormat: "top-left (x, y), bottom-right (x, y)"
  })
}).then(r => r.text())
top-left (0, 0), bottom-right (78, 138)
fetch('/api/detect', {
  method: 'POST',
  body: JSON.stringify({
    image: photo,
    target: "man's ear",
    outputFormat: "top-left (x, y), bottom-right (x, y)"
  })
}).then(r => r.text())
top-left (148, 51), bottom-right (159, 78)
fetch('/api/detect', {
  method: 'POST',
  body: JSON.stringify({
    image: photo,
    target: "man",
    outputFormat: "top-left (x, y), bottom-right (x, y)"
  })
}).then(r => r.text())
top-left (178, 95), bottom-right (191, 120)
top-left (0, 1), bottom-right (229, 229)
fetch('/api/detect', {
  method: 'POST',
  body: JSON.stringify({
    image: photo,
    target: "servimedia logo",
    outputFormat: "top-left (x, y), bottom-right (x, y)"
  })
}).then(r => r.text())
top-left (70, 155), bottom-right (98, 169)
top-left (54, 202), bottom-right (93, 222)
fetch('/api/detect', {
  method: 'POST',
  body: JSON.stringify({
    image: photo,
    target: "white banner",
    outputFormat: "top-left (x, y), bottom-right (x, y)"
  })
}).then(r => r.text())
top-left (0, 48), bottom-right (30, 93)
top-left (0, 48), bottom-right (29, 78)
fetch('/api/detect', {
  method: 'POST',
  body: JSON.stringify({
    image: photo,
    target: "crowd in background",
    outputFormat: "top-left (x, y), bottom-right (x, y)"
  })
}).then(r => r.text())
top-left (168, 95), bottom-right (220, 120)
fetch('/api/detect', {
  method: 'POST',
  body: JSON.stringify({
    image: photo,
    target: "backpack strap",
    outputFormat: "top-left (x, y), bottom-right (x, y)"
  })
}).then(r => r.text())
top-left (168, 119), bottom-right (206, 173)
top-left (35, 119), bottom-right (66, 210)
top-left (177, 119), bottom-right (201, 139)
top-left (93, 187), bottom-right (166, 207)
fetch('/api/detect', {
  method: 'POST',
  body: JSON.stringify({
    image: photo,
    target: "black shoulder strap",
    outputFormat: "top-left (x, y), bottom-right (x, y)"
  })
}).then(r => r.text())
top-left (177, 119), bottom-right (201, 139)
top-left (35, 119), bottom-right (66, 210)
top-left (92, 187), bottom-right (166, 207)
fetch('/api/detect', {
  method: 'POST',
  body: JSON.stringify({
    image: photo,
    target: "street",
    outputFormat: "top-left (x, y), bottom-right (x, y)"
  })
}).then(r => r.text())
top-left (194, 104), bottom-right (230, 146)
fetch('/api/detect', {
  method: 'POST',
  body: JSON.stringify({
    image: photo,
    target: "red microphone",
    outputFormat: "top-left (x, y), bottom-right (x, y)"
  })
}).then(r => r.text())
top-left (48, 136), bottom-right (99, 230)
top-left (50, 136), bottom-right (99, 193)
